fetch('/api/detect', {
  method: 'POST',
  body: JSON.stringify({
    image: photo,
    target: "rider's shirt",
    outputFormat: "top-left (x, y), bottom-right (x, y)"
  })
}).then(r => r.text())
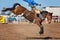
top-left (23, 0), bottom-right (38, 6)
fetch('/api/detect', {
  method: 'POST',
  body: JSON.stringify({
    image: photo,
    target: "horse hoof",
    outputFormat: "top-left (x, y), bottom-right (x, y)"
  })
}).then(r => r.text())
top-left (48, 22), bottom-right (51, 24)
top-left (39, 32), bottom-right (43, 35)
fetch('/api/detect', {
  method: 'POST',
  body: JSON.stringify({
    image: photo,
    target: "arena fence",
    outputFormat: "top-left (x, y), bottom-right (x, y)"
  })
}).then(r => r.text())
top-left (52, 16), bottom-right (60, 23)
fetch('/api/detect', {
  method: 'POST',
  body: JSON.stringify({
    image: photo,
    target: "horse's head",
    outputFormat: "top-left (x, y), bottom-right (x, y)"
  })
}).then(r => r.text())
top-left (47, 12), bottom-right (53, 24)
top-left (41, 11), bottom-right (53, 24)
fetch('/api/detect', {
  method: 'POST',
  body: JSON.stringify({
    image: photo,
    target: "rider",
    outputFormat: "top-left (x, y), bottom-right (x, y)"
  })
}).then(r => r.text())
top-left (23, 0), bottom-right (44, 20)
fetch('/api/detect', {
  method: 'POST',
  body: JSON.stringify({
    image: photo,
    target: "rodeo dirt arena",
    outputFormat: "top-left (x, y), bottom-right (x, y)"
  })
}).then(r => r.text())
top-left (0, 15), bottom-right (60, 40)
top-left (0, 8), bottom-right (60, 40)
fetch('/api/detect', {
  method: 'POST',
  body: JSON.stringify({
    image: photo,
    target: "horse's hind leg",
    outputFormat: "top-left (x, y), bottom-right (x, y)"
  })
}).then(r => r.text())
top-left (39, 24), bottom-right (44, 35)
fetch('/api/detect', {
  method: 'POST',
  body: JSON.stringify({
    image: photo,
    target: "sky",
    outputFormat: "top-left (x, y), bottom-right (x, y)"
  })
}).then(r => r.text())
top-left (0, 0), bottom-right (60, 11)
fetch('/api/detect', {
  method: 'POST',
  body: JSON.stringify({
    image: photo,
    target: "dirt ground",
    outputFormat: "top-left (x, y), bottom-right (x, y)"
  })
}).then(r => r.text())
top-left (0, 22), bottom-right (60, 40)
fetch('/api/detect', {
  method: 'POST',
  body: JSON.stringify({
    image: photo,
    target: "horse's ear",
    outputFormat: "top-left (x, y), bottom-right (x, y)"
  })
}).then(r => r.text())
top-left (51, 13), bottom-right (53, 14)
top-left (51, 13), bottom-right (53, 15)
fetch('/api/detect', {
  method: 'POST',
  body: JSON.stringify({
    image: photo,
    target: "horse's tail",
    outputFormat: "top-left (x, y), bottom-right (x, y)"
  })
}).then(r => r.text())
top-left (12, 3), bottom-right (21, 9)
top-left (2, 3), bottom-right (21, 12)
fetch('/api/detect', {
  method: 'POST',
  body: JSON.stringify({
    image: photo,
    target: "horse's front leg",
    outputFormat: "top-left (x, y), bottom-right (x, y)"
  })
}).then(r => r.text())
top-left (35, 18), bottom-right (44, 35)
top-left (39, 23), bottom-right (44, 35)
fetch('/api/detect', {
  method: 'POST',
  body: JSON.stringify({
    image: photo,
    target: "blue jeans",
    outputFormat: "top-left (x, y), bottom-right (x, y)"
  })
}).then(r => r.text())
top-left (39, 14), bottom-right (44, 20)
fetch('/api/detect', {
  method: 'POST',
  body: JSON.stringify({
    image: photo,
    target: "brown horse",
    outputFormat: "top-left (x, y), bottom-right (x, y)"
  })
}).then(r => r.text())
top-left (2, 3), bottom-right (52, 35)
